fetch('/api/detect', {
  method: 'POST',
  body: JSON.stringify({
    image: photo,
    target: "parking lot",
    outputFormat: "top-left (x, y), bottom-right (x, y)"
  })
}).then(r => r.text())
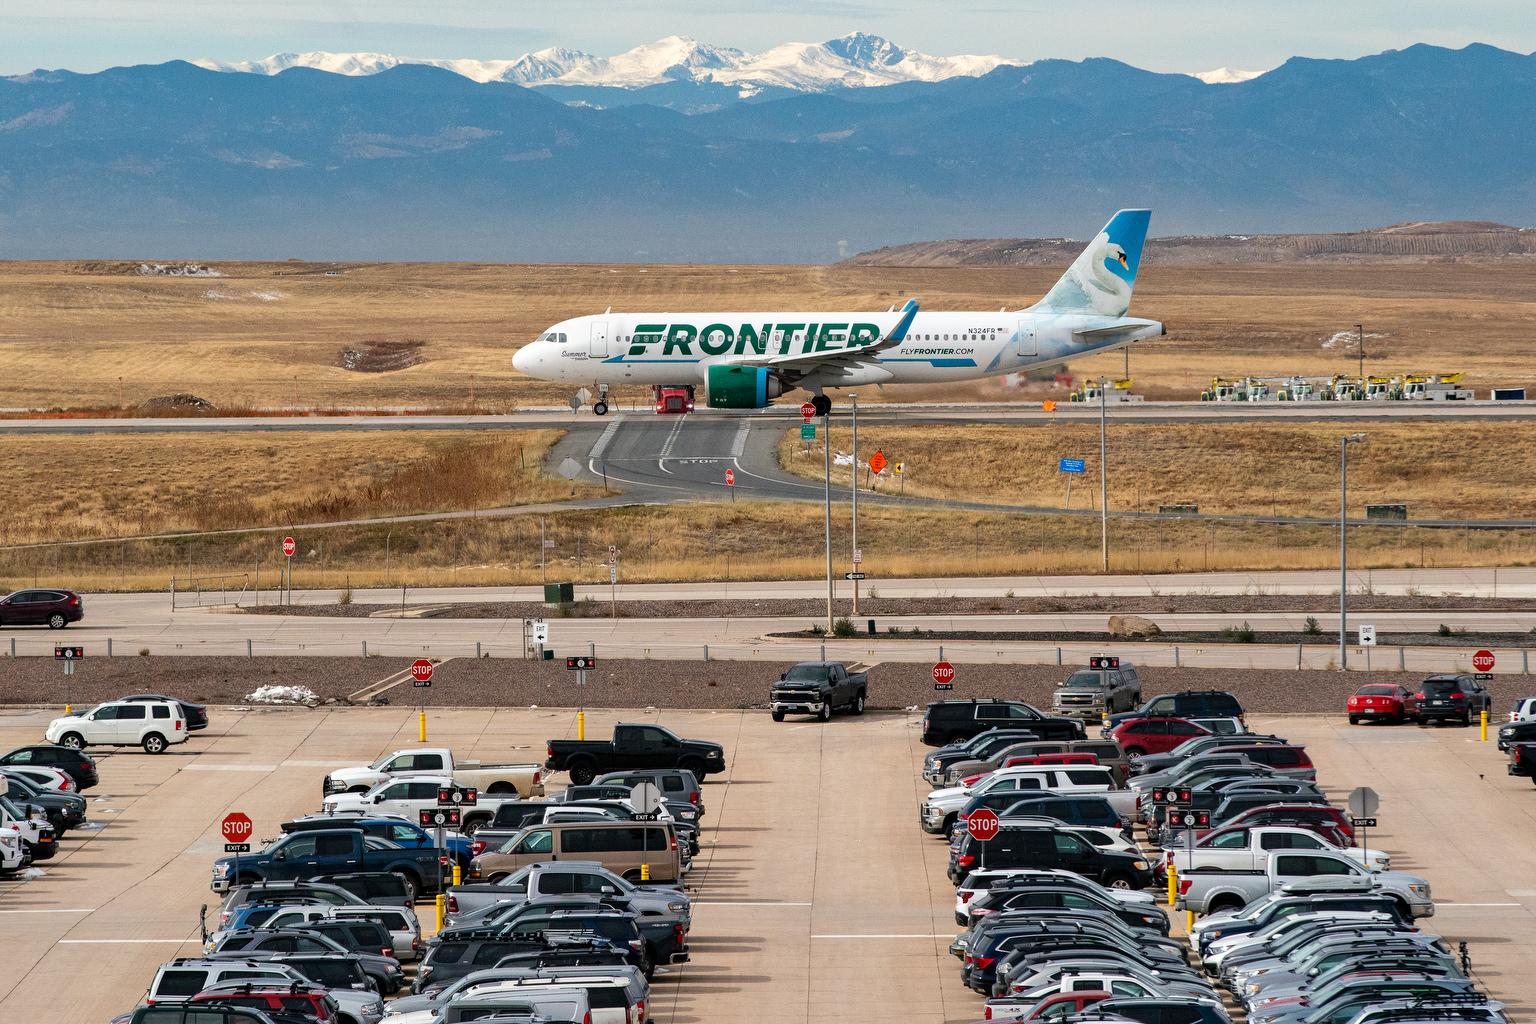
top-left (1, 703), bottom-right (1533, 1023)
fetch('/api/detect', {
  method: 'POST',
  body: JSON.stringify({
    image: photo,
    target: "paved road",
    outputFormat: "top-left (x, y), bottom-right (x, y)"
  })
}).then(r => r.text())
top-left (0, 707), bottom-right (1529, 1023)
top-left (10, 586), bottom-right (1536, 672)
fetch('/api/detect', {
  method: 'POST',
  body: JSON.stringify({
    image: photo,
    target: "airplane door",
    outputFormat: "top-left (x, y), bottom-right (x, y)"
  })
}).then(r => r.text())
top-left (1015, 320), bottom-right (1037, 358)
top-left (589, 321), bottom-right (609, 357)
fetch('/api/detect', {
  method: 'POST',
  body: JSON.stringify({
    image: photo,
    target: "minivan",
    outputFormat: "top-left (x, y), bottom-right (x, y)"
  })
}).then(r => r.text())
top-left (473, 821), bottom-right (682, 883)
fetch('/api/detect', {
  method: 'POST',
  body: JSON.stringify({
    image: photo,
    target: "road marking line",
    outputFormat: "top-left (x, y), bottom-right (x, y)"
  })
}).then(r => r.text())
top-left (657, 415), bottom-right (688, 474)
top-left (730, 419), bottom-right (750, 458)
top-left (58, 938), bottom-right (200, 944)
top-left (1436, 902), bottom-right (1522, 908)
top-left (811, 933), bottom-right (952, 939)
top-left (178, 764), bottom-right (279, 772)
top-left (0, 908), bottom-right (95, 914)
top-left (588, 415), bottom-right (625, 461)
top-left (693, 901), bottom-right (812, 907)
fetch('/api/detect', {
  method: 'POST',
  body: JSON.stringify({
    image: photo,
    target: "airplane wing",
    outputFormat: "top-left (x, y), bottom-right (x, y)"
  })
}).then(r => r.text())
top-left (730, 299), bottom-right (918, 371)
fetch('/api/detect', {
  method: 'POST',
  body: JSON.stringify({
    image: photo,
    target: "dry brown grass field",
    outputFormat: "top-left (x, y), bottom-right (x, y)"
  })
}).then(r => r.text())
top-left (0, 430), bottom-right (579, 546)
top-left (2, 258), bottom-right (1534, 410)
top-left (780, 420), bottom-right (1536, 519)
top-left (4, 499), bottom-right (1534, 595)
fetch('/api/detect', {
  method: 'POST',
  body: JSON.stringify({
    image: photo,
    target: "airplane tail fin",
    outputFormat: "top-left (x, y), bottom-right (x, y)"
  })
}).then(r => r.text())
top-left (1032, 209), bottom-right (1151, 318)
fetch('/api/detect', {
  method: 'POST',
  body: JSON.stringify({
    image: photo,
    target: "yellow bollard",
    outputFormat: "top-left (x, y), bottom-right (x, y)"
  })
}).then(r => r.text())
top-left (578, 709), bottom-right (585, 741)
top-left (1167, 861), bottom-right (1177, 907)
top-left (419, 709), bottom-right (426, 742)
top-left (1186, 910), bottom-right (1195, 934)
top-left (435, 893), bottom-right (445, 933)
top-left (1481, 710), bottom-right (1488, 742)
top-left (452, 863), bottom-right (462, 887)
top-left (64, 703), bottom-right (72, 715)
top-left (640, 862), bottom-right (650, 882)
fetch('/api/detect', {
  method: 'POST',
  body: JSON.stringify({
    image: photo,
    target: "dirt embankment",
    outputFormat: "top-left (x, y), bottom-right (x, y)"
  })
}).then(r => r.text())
top-left (1, 656), bottom-right (1532, 714)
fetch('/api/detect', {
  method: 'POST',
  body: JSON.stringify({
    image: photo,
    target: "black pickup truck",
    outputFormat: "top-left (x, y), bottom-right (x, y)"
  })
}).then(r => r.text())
top-left (1507, 742), bottom-right (1536, 784)
top-left (546, 723), bottom-right (726, 786)
top-left (770, 661), bottom-right (869, 721)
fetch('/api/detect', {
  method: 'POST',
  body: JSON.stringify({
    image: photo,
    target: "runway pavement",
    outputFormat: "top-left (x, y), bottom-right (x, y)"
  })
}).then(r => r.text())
top-left (1, 707), bottom-right (1530, 1024)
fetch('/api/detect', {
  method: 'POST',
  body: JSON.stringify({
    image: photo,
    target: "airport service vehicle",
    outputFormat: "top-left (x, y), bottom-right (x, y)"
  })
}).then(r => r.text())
top-left (0, 744), bottom-right (98, 789)
top-left (0, 769), bottom-right (87, 835)
top-left (545, 723), bottom-right (726, 786)
top-left (1347, 685), bottom-right (1418, 725)
top-left (1106, 692), bottom-right (1246, 732)
top-left (321, 775), bottom-right (530, 834)
top-left (1175, 851), bottom-right (1433, 918)
top-left (512, 209), bottom-right (1162, 416)
top-left (922, 701), bottom-right (1087, 746)
top-left (446, 860), bottom-right (689, 928)
top-left (122, 693), bottom-right (210, 731)
top-left (1414, 675), bottom-right (1492, 726)
top-left (652, 384), bottom-right (694, 413)
top-left (1170, 827), bottom-right (1389, 874)
top-left (45, 698), bottom-right (188, 753)
top-left (1110, 718), bottom-right (1212, 757)
top-left (0, 588), bottom-right (83, 628)
top-left (951, 825), bottom-right (1156, 888)
top-left (769, 660), bottom-right (868, 721)
top-left (1052, 658), bottom-right (1143, 719)
top-left (210, 827), bottom-right (444, 899)
top-left (321, 749), bottom-right (545, 798)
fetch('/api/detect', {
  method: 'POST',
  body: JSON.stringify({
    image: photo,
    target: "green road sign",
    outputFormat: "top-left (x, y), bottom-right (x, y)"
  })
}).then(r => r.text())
top-left (801, 424), bottom-right (817, 440)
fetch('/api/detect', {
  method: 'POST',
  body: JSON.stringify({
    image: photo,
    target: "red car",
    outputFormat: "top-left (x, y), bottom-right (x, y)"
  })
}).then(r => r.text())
top-left (653, 385), bottom-right (695, 413)
top-left (191, 984), bottom-right (339, 1022)
top-left (0, 589), bottom-right (83, 629)
top-left (1108, 716), bottom-right (1211, 757)
top-left (1201, 802), bottom-right (1356, 844)
top-left (983, 990), bottom-right (1111, 1021)
top-left (1347, 684), bottom-right (1418, 724)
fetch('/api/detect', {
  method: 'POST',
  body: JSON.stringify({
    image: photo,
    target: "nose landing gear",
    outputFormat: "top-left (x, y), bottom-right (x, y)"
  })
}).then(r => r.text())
top-left (593, 383), bottom-right (611, 416)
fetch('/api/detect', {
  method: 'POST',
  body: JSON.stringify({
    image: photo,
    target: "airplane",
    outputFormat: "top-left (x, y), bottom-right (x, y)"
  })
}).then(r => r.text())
top-left (512, 209), bottom-right (1165, 415)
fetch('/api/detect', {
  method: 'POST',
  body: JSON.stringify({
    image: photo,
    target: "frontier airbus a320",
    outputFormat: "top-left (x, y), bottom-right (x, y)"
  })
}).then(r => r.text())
top-left (512, 209), bottom-right (1164, 415)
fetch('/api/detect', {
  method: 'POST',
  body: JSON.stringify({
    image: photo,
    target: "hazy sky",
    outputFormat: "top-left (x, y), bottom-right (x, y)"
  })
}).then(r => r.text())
top-left (4, 0), bottom-right (1533, 76)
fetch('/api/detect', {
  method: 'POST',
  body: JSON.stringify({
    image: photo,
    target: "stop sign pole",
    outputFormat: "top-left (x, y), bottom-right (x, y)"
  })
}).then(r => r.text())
top-left (281, 536), bottom-right (296, 606)
top-left (411, 659), bottom-right (434, 741)
top-left (967, 808), bottom-right (1000, 871)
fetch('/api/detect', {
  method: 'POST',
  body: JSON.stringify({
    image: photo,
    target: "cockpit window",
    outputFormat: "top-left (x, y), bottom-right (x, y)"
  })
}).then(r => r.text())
top-left (559, 333), bottom-right (568, 343)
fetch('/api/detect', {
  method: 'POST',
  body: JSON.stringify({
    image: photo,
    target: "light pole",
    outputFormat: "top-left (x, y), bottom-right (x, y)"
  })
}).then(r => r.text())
top-left (1099, 377), bottom-right (1109, 572)
top-left (850, 393), bottom-right (860, 616)
top-left (1339, 433), bottom-right (1366, 669)
top-left (823, 402), bottom-right (834, 634)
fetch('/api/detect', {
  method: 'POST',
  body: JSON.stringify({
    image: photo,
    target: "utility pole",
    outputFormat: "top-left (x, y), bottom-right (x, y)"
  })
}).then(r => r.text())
top-left (850, 393), bottom-right (859, 616)
top-left (1099, 377), bottom-right (1109, 572)
top-left (1339, 433), bottom-right (1366, 669)
top-left (823, 405), bottom-right (834, 634)
top-left (1356, 323), bottom-right (1365, 383)
top-left (540, 517), bottom-right (547, 585)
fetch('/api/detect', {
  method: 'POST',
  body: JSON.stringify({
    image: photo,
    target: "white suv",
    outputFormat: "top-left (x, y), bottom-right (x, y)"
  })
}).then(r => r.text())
top-left (46, 699), bottom-right (188, 754)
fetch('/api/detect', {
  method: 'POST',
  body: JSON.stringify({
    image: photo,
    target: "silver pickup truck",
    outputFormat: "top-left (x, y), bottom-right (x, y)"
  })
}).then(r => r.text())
top-left (1175, 850), bottom-right (1432, 919)
top-left (445, 860), bottom-right (690, 929)
top-left (1051, 658), bottom-right (1142, 720)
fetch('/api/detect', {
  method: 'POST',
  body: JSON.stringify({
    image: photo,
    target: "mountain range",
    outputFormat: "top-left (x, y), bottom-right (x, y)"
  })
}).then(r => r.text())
top-left (1, 40), bottom-right (1532, 262)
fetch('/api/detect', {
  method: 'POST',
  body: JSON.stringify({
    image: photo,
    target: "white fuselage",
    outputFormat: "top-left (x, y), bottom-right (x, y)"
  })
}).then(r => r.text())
top-left (513, 309), bottom-right (1164, 390)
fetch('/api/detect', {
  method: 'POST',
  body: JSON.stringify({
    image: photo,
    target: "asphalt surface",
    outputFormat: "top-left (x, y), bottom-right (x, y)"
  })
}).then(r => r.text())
top-left (0, 707), bottom-right (1530, 1024)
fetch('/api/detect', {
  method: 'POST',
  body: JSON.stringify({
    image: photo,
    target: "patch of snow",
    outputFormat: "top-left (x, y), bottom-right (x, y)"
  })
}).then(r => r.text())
top-left (21, 867), bottom-right (47, 879)
top-left (1322, 330), bottom-right (1384, 351)
top-left (137, 262), bottom-right (222, 277)
top-left (74, 821), bottom-right (106, 832)
top-left (1191, 66), bottom-right (1267, 85)
top-left (251, 291), bottom-right (284, 302)
top-left (244, 685), bottom-right (319, 705)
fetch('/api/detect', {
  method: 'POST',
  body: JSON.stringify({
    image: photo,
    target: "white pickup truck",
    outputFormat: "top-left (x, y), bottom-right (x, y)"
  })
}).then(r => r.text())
top-left (0, 825), bottom-right (24, 872)
top-left (321, 774), bottom-right (525, 833)
top-left (1167, 825), bottom-right (1390, 874)
top-left (322, 748), bottom-right (545, 799)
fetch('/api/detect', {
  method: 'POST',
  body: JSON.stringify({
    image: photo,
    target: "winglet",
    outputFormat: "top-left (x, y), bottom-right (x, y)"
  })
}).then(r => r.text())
top-left (888, 299), bottom-right (919, 343)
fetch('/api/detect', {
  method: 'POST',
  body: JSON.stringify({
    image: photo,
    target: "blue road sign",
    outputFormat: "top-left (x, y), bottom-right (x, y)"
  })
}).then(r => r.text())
top-left (1059, 457), bottom-right (1086, 474)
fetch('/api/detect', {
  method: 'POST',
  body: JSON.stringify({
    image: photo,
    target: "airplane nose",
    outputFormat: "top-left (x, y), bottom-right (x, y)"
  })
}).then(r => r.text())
top-left (512, 345), bottom-right (534, 373)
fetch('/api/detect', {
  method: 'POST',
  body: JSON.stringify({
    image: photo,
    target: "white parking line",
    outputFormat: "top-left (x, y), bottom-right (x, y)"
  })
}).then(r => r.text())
top-left (0, 908), bottom-right (95, 914)
top-left (693, 901), bottom-right (813, 907)
top-left (58, 938), bottom-right (200, 944)
top-left (1436, 902), bottom-right (1522, 908)
top-left (178, 764), bottom-right (278, 772)
top-left (811, 933), bottom-right (952, 939)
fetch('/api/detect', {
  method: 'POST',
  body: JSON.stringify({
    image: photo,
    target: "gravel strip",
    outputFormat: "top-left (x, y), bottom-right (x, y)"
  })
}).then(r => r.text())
top-left (1, 656), bottom-right (1531, 714)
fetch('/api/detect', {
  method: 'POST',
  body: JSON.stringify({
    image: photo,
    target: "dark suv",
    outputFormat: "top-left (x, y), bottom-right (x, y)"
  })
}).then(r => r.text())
top-left (950, 825), bottom-right (1154, 887)
top-left (0, 744), bottom-right (98, 790)
top-left (921, 700), bottom-right (1086, 746)
top-left (1416, 674), bottom-right (1493, 726)
top-left (0, 589), bottom-right (83, 629)
top-left (1106, 691), bottom-right (1245, 731)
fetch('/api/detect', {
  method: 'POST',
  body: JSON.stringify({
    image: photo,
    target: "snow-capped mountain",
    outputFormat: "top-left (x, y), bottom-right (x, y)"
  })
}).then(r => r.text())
top-left (1192, 66), bottom-right (1267, 84)
top-left (192, 33), bottom-right (1025, 92)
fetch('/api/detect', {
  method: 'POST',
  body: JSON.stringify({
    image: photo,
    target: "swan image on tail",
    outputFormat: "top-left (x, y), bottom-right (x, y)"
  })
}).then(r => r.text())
top-left (1035, 209), bottom-right (1149, 318)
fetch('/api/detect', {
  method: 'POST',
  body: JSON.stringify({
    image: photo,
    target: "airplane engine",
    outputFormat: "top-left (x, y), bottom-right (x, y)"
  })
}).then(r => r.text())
top-left (705, 365), bottom-right (784, 408)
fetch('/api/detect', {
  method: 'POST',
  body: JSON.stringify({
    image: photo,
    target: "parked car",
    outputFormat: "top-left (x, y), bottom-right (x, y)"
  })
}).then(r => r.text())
top-left (0, 588), bottom-right (83, 628)
top-left (926, 731), bottom-right (1051, 785)
top-left (1346, 685), bottom-right (1418, 725)
top-left (1169, 826), bottom-right (1391, 875)
top-left (188, 983), bottom-right (342, 1023)
top-left (320, 748), bottom-right (545, 799)
top-left (122, 693), bottom-right (210, 731)
top-left (283, 815), bottom-right (475, 874)
top-left (209, 827), bottom-right (444, 899)
top-left (45, 698), bottom-right (189, 754)
top-left (1106, 691), bottom-right (1246, 731)
top-left (1052, 658), bottom-right (1143, 719)
top-left (922, 700), bottom-right (1087, 746)
top-left (593, 768), bottom-right (705, 815)
top-left (0, 769), bottom-right (87, 835)
top-left (1175, 851), bottom-right (1432, 919)
top-left (0, 744), bottom-right (98, 789)
top-left (1110, 717), bottom-right (1212, 757)
top-left (951, 825), bottom-right (1156, 888)
top-left (1507, 697), bottom-right (1536, 724)
top-left (1414, 675), bottom-right (1493, 726)
top-left (471, 820), bottom-right (684, 883)
top-left (446, 859), bottom-right (690, 929)
top-left (545, 724), bottom-right (727, 786)
top-left (769, 661), bottom-right (868, 720)
top-left (320, 775), bottom-right (526, 835)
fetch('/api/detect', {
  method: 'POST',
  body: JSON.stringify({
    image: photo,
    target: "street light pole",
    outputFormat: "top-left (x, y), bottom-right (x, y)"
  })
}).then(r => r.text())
top-left (823, 404), bottom-right (834, 634)
top-left (1356, 323), bottom-right (1364, 384)
top-left (1339, 433), bottom-right (1366, 669)
top-left (850, 393), bottom-right (859, 617)
top-left (1100, 377), bottom-right (1109, 572)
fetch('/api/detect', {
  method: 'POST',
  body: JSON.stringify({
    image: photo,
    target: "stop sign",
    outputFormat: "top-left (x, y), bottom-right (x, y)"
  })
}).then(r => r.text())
top-left (967, 808), bottom-right (1001, 842)
top-left (221, 812), bottom-right (253, 844)
top-left (411, 659), bottom-right (435, 683)
top-left (281, 536), bottom-right (296, 557)
top-left (932, 661), bottom-right (956, 686)
top-left (725, 469), bottom-right (735, 486)
top-left (1473, 650), bottom-right (1495, 673)
top-left (801, 402), bottom-right (816, 422)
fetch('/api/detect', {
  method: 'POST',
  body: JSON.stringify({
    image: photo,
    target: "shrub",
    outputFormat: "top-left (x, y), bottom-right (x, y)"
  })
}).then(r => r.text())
top-left (1222, 621), bottom-right (1256, 643)
top-left (1303, 616), bottom-right (1321, 636)
top-left (832, 617), bottom-right (857, 638)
